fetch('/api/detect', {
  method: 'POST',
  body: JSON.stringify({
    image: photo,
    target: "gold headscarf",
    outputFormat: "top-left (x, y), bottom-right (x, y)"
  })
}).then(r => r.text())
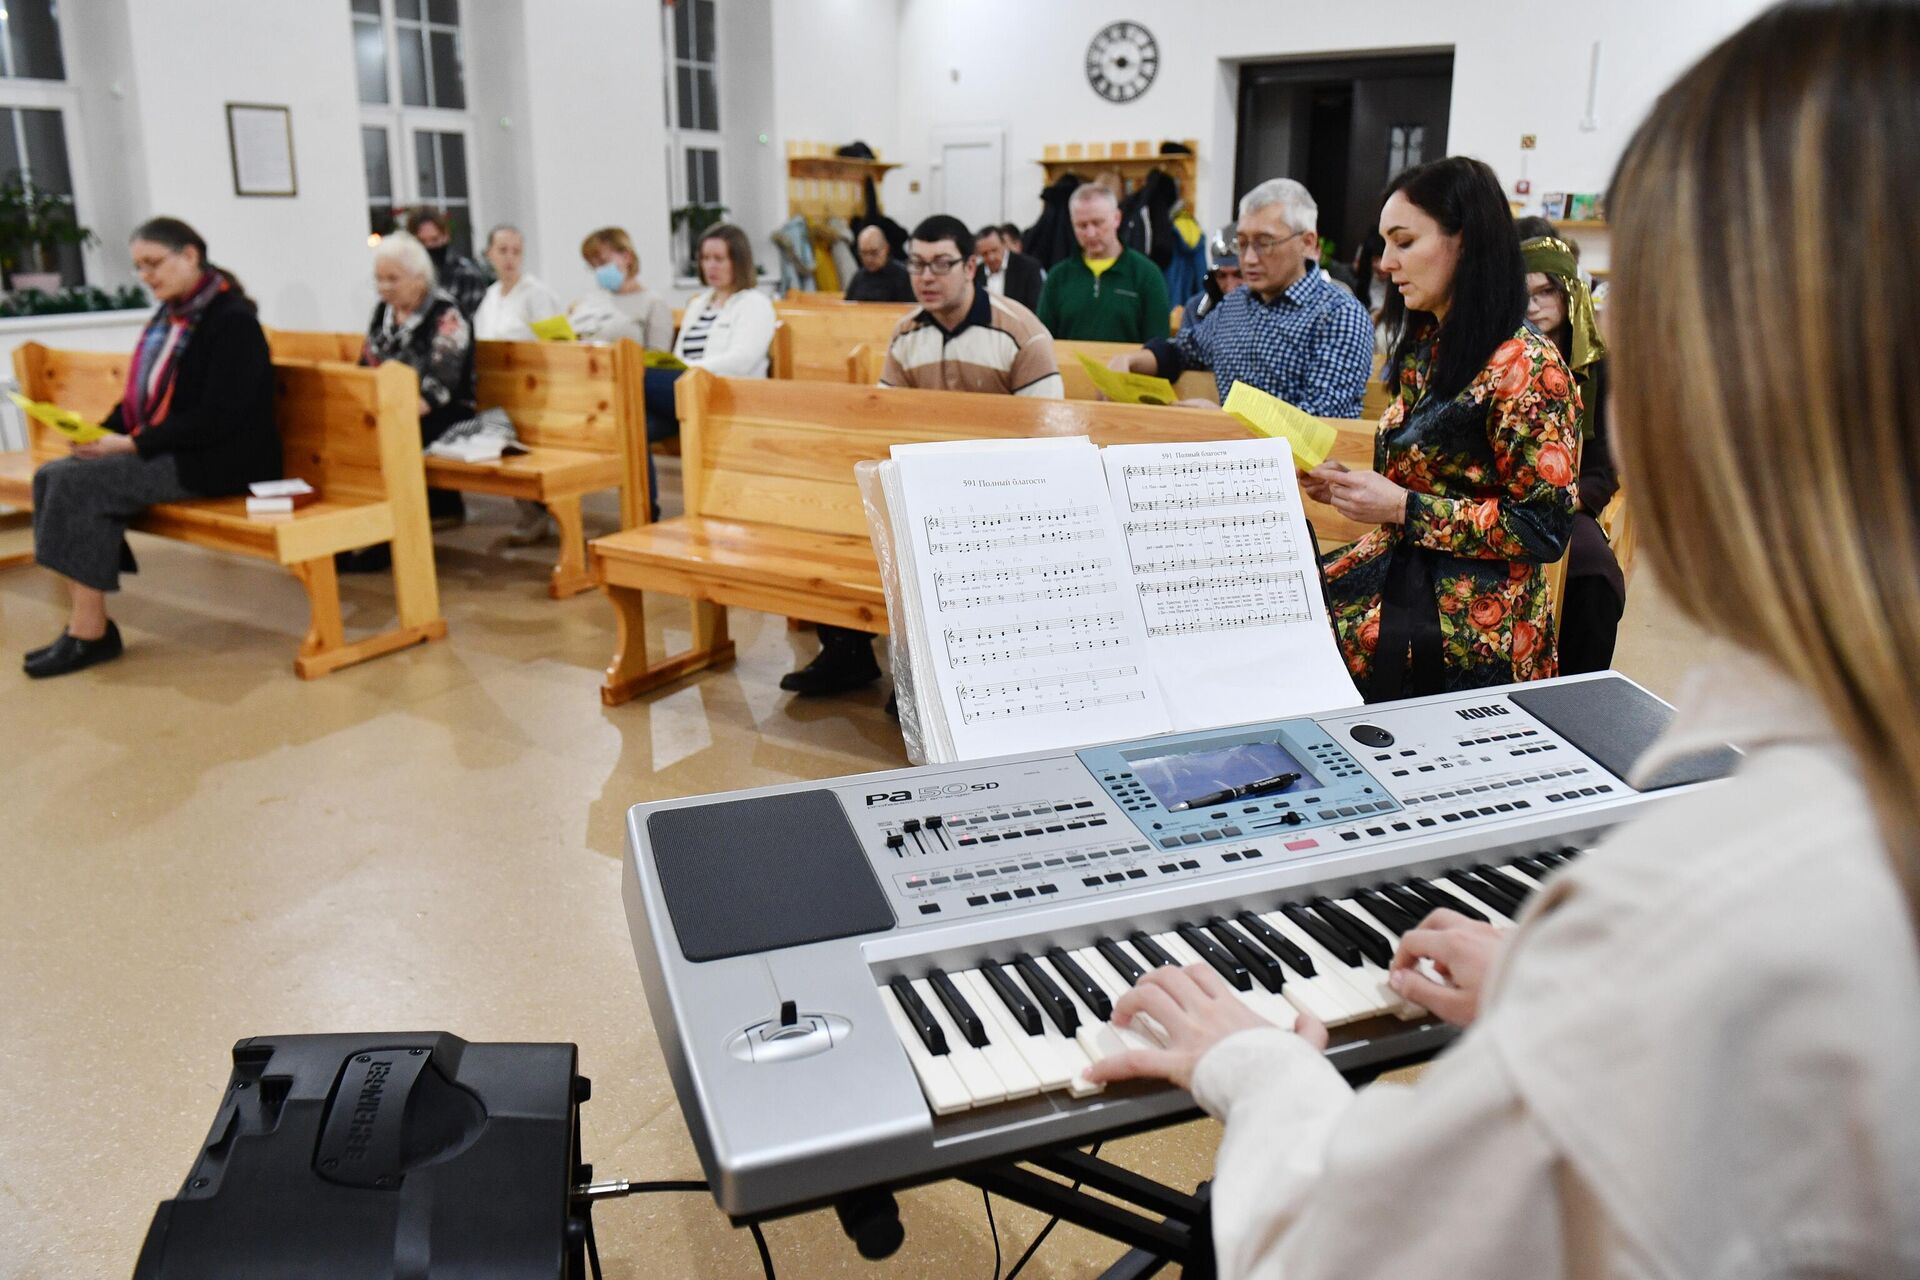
top-left (1522, 235), bottom-right (1605, 437)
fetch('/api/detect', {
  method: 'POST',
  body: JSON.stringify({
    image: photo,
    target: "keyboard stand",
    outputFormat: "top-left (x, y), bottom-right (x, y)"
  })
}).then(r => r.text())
top-left (960, 1148), bottom-right (1213, 1279)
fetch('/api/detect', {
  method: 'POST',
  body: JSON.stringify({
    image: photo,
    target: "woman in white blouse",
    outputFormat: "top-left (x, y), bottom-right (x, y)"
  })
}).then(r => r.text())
top-left (641, 222), bottom-right (775, 518)
top-left (1085, 7), bottom-right (1920, 1277)
top-left (471, 225), bottom-right (562, 343)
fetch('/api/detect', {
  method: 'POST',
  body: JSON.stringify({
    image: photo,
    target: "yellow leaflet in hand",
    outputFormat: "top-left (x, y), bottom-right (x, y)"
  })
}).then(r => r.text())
top-left (1222, 381), bottom-right (1336, 470)
top-left (1075, 353), bottom-right (1178, 406)
top-left (9, 391), bottom-right (110, 443)
top-left (642, 349), bottom-right (688, 371)
top-left (528, 313), bottom-right (578, 342)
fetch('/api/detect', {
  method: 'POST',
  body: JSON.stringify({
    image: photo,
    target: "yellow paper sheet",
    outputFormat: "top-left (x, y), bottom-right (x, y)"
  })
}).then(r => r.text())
top-left (1075, 353), bottom-right (1178, 406)
top-left (1222, 381), bottom-right (1337, 470)
top-left (528, 313), bottom-right (578, 342)
top-left (642, 349), bottom-right (688, 371)
top-left (9, 391), bottom-right (110, 444)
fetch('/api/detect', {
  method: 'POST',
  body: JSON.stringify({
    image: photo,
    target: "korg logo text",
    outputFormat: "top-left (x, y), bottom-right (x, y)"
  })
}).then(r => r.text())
top-left (1455, 704), bottom-right (1510, 721)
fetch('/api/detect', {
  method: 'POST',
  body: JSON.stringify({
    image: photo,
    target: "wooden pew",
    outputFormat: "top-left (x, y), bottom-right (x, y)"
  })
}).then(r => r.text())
top-left (266, 329), bottom-right (648, 598)
top-left (0, 342), bottom-right (446, 677)
top-left (771, 302), bottom-right (915, 382)
top-left (1052, 339), bottom-right (1220, 403)
top-left (589, 369), bottom-right (1377, 704)
top-left (1362, 351), bottom-right (1393, 421)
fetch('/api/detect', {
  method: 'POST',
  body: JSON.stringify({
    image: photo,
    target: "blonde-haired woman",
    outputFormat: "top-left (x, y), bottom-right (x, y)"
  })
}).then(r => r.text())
top-left (1082, 5), bottom-right (1920, 1276)
top-left (570, 225), bottom-right (674, 350)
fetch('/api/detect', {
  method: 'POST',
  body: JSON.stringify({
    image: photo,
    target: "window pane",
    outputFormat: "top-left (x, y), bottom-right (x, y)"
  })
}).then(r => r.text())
top-left (397, 0), bottom-right (423, 19)
top-left (351, 0), bottom-right (381, 15)
top-left (693, 0), bottom-right (716, 63)
top-left (699, 149), bottom-right (720, 205)
top-left (361, 126), bottom-right (391, 199)
top-left (415, 130), bottom-right (439, 197)
top-left (441, 201), bottom-right (472, 257)
top-left (398, 27), bottom-right (428, 106)
top-left (6, 0), bottom-right (64, 80)
top-left (437, 132), bottom-right (468, 199)
top-left (428, 0), bottom-right (460, 24)
top-left (370, 204), bottom-right (398, 237)
top-left (20, 108), bottom-right (71, 193)
top-left (673, 6), bottom-right (692, 60)
top-left (428, 30), bottom-right (464, 109)
top-left (675, 65), bottom-right (694, 129)
top-left (696, 67), bottom-right (718, 132)
top-left (353, 17), bottom-right (388, 104)
top-left (0, 109), bottom-right (21, 185)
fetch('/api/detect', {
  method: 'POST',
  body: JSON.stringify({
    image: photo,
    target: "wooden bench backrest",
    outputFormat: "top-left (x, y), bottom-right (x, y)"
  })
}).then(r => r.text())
top-left (1052, 339), bottom-right (1220, 404)
top-left (268, 328), bottom-right (645, 459)
top-left (771, 302), bottom-right (914, 382)
top-left (13, 344), bottom-right (126, 465)
top-left (676, 368), bottom-right (1378, 544)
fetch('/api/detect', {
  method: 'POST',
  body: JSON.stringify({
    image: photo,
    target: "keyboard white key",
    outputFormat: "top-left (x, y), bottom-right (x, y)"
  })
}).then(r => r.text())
top-left (908, 978), bottom-right (1006, 1106)
top-left (1332, 899), bottom-right (1426, 1019)
top-left (1008, 963), bottom-right (1102, 1098)
top-left (1436, 874), bottom-right (1518, 926)
top-left (1257, 911), bottom-right (1383, 1021)
top-left (1039, 954), bottom-right (1133, 1064)
top-left (1070, 946), bottom-right (1165, 1050)
top-left (1151, 929), bottom-right (1300, 1030)
top-left (1228, 915), bottom-right (1367, 1027)
top-left (879, 985), bottom-right (970, 1116)
top-left (953, 969), bottom-right (1077, 1095)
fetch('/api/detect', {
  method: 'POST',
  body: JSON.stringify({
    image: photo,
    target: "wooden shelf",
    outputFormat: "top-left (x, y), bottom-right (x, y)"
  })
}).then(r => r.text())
top-left (1037, 139), bottom-right (1198, 210)
top-left (786, 155), bottom-right (901, 183)
top-left (785, 141), bottom-right (898, 223)
top-left (1552, 218), bottom-right (1608, 231)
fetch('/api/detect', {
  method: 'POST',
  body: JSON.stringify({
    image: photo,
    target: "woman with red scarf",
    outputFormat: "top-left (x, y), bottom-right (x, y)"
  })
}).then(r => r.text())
top-left (23, 217), bottom-right (279, 678)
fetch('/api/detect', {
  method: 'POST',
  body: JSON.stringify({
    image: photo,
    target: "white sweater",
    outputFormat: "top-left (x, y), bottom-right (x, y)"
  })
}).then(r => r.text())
top-left (1188, 657), bottom-right (1920, 1279)
top-left (673, 287), bottom-right (777, 378)
top-left (471, 274), bottom-right (564, 341)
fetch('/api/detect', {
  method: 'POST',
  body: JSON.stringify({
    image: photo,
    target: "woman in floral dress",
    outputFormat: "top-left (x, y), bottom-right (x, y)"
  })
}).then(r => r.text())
top-left (1303, 157), bottom-right (1578, 698)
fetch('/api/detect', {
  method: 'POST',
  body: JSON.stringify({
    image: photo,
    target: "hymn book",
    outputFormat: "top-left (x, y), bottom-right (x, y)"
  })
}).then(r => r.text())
top-left (872, 435), bottom-right (1360, 763)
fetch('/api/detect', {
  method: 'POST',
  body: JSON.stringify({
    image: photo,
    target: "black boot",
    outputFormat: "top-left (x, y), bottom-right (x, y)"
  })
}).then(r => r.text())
top-left (24, 621), bottom-right (123, 678)
top-left (779, 626), bottom-right (881, 695)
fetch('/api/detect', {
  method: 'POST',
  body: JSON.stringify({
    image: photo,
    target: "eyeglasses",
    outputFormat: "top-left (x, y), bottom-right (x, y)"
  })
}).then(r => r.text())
top-left (906, 255), bottom-right (967, 277)
top-left (132, 248), bottom-right (180, 276)
top-left (1233, 230), bottom-right (1306, 258)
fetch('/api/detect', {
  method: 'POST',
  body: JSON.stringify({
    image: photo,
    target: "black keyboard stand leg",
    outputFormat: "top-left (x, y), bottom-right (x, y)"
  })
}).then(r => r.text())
top-left (959, 1153), bottom-right (1213, 1279)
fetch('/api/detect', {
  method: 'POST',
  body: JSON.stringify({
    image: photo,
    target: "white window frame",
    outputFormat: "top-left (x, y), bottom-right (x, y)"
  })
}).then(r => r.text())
top-left (354, 0), bottom-right (480, 252)
top-left (0, 8), bottom-right (101, 292)
top-left (665, 0), bottom-right (724, 285)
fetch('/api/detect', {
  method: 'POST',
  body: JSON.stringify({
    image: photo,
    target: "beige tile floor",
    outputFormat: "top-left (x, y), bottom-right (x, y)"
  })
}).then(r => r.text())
top-left (0, 480), bottom-right (1712, 1280)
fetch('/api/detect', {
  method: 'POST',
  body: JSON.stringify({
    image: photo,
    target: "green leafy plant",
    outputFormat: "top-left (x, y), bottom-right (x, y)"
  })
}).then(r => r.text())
top-left (669, 202), bottom-right (729, 274)
top-left (0, 172), bottom-right (94, 285)
top-left (0, 284), bottom-right (147, 318)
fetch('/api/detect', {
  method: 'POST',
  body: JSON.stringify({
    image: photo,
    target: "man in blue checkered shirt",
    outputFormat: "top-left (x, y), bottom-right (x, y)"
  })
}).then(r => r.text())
top-left (1109, 178), bottom-right (1375, 419)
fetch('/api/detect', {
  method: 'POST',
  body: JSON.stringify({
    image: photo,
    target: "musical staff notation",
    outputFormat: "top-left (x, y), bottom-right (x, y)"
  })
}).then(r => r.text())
top-left (943, 611), bottom-right (1130, 667)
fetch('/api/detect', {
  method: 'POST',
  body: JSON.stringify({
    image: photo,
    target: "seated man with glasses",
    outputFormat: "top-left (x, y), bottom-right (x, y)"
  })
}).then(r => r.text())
top-left (1107, 178), bottom-right (1373, 418)
top-left (782, 216), bottom-right (1064, 701)
top-left (1036, 184), bottom-right (1172, 343)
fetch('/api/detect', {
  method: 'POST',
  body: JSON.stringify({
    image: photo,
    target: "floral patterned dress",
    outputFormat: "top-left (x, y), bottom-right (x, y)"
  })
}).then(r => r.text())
top-left (1321, 325), bottom-right (1578, 698)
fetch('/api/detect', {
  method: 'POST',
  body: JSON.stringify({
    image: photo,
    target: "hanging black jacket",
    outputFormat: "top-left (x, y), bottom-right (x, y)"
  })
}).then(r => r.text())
top-left (851, 176), bottom-right (910, 261)
top-left (1022, 173), bottom-right (1086, 270)
top-left (106, 288), bottom-right (281, 496)
top-left (1119, 169), bottom-right (1180, 269)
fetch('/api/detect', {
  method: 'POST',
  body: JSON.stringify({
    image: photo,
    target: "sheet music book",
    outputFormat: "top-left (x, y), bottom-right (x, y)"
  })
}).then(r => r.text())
top-left (878, 435), bottom-right (1360, 763)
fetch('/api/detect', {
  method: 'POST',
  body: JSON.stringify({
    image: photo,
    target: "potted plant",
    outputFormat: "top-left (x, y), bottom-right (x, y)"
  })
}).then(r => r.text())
top-left (670, 202), bottom-right (728, 277)
top-left (0, 172), bottom-right (94, 293)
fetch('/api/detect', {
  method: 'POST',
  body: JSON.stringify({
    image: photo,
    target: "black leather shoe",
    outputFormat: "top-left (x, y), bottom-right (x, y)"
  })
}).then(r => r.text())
top-left (336, 544), bottom-right (392, 573)
top-left (24, 621), bottom-right (122, 678)
top-left (779, 637), bottom-right (881, 695)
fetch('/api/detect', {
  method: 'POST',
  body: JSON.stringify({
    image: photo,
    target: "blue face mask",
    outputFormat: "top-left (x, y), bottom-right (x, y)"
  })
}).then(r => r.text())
top-left (594, 262), bottom-right (626, 291)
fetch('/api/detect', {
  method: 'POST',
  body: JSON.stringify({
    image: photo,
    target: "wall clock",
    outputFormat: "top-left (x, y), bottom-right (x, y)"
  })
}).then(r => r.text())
top-left (1086, 21), bottom-right (1158, 104)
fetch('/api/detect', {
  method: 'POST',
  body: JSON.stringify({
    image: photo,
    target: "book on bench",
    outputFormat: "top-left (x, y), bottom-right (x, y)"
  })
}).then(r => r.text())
top-left (867, 434), bottom-right (1361, 764)
top-left (246, 478), bottom-right (317, 515)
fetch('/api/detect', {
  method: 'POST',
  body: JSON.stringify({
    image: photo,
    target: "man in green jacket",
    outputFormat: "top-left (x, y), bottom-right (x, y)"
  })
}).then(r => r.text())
top-left (1035, 184), bottom-right (1171, 342)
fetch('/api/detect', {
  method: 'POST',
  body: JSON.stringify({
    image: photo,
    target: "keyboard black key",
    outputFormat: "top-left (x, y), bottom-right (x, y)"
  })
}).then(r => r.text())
top-left (1280, 902), bottom-right (1362, 965)
top-left (1534, 850), bottom-right (1569, 869)
top-left (1402, 876), bottom-right (1488, 923)
top-left (1128, 930), bottom-right (1178, 969)
top-left (1014, 953), bottom-right (1079, 1036)
top-left (982, 961), bottom-right (1042, 1035)
top-left (1475, 863), bottom-right (1536, 904)
top-left (1377, 882), bottom-right (1438, 926)
top-left (1206, 917), bottom-right (1284, 992)
top-left (1447, 870), bottom-right (1522, 917)
top-left (1309, 897), bottom-right (1395, 968)
top-left (1556, 845), bottom-right (1583, 859)
top-left (1511, 855), bottom-right (1555, 880)
top-left (1096, 937), bottom-right (1145, 985)
top-left (1045, 947), bottom-right (1112, 1021)
top-left (1236, 910), bottom-right (1316, 978)
top-left (1353, 888), bottom-right (1419, 935)
top-left (890, 975), bottom-right (948, 1056)
top-left (1175, 924), bottom-right (1251, 990)
top-left (928, 969), bottom-right (988, 1048)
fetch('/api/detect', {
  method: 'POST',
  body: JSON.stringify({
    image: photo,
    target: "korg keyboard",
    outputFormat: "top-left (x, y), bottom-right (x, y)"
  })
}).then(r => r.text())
top-left (622, 673), bottom-right (1734, 1219)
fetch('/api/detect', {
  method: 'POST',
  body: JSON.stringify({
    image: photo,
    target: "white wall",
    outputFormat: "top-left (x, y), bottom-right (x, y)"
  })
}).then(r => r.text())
top-left (767, 0), bottom-right (906, 227)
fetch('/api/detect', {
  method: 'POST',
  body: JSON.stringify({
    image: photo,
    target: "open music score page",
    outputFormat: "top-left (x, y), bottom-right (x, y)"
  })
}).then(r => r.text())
top-left (1100, 437), bottom-right (1361, 728)
top-left (889, 439), bottom-right (1171, 760)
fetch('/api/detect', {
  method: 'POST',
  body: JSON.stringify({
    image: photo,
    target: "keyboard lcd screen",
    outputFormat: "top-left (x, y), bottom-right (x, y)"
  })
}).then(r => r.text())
top-left (1126, 740), bottom-right (1318, 812)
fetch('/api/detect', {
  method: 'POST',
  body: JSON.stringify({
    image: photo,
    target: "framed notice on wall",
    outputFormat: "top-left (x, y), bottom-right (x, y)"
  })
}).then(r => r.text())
top-left (226, 103), bottom-right (297, 198)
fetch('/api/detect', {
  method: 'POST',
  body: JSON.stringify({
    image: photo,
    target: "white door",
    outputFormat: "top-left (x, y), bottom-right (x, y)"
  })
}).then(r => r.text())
top-left (935, 130), bottom-right (1005, 232)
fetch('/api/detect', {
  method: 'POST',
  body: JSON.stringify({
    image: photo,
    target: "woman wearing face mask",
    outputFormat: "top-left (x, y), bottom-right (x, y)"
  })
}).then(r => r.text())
top-left (21, 216), bottom-right (279, 677)
top-left (635, 223), bottom-right (775, 519)
top-left (1515, 217), bottom-right (1625, 674)
top-left (569, 226), bottom-right (674, 351)
top-left (1301, 157), bottom-right (1578, 697)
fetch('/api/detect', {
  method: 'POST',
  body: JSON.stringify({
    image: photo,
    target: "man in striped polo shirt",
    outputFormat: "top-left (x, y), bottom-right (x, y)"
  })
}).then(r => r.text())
top-left (782, 216), bottom-right (1063, 699)
top-left (878, 215), bottom-right (1063, 397)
